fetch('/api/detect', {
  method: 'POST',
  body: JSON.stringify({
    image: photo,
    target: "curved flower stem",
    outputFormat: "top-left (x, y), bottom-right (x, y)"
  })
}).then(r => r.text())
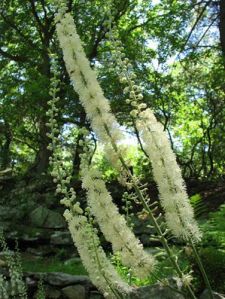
top-left (90, 225), bottom-right (124, 299)
top-left (189, 238), bottom-right (213, 299)
top-left (150, 272), bottom-right (186, 296)
top-left (103, 123), bottom-right (197, 299)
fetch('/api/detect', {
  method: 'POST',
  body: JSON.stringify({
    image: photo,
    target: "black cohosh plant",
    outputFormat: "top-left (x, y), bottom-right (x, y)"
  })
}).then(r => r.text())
top-left (46, 1), bottom-right (214, 298)
top-left (0, 232), bottom-right (27, 299)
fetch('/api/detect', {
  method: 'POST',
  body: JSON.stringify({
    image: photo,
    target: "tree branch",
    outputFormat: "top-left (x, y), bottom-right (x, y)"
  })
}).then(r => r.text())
top-left (0, 11), bottom-right (38, 50)
top-left (181, 0), bottom-right (213, 52)
top-left (28, 0), bottom-right (45, 43)
top-left (0, 47), bottom-right (28, 63)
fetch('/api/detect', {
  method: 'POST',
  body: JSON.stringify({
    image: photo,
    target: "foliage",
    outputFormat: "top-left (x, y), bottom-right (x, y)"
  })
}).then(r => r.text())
top-left (0, 0), bottom-right (224, 180)
top-left (21, 256), bottom-right (87, 276)
top-left (1, 0), bottom-right (225, 298)
top-left (192, 247), bottom-right (225, 294)
top-left (111, 247), bottom-right (191, 288)
top-left (36, 276), bottom-right (45, 299)
top-left (0, 232), bottom-right (27, 298)
top-left (190, 194), bottom-right (208, 218)
top-left (93, 145), bottom-right (152, 182)
top-left (201, 204), bottom-right (225, 248)
top-left (93, 148), bottom-right (119, 181)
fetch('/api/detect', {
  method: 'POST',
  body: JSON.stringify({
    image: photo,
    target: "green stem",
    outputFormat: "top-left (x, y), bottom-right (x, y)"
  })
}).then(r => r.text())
top-left (67, 54), bottom-right (197, 298)
top-left (90, 223), bottom-right (124, 299)
top-left (103, 123), bottom-right (197, 299)
top-left (131, 182), bottom-right (197, 299)
top-left (189, 238), bottom-right (214, 299)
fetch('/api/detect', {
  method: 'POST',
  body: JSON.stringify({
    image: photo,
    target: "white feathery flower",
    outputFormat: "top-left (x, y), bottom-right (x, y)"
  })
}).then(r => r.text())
top-left (136, 109), bottom-right (201, 241)
top-left (55, 12), bottom-right (126, 171)
top-left (64, 211), bottom-right (133, 298)
top-left (81, 167), bottom-right (155, 278)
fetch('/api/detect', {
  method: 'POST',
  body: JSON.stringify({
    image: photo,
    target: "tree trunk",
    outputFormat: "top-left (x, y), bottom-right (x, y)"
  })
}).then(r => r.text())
top-left (31, 115), bottom-right (51, 175)
top-left (1, 122), bottom-right (12, 170)
top-left (219, 0), bottom-right (225, 60)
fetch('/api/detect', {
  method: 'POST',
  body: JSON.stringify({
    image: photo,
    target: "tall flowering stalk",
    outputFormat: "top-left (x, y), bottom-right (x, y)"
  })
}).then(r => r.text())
top-left (0, 232), bottom-right (27, 299)
top-left (53, 6), bottom-right (156, 279)
top-left (136, 109), bottom-right (201, 241)
top-left (46, 65), bottom-right (133, 299)
top-left (64, 211), bottom-right (133, 299)
top-left (81, 163), bottom-right (155, 279)
top-left (102, 6), bottom-right (213, 297)
top-left (52, 4), bottom-right (199, 298)
top-left (54, 5), bottom-right (127, 173)
top-left (48, 2), bottom-right (219, 299)
top-left (102, 13), bottom-right (201, 242)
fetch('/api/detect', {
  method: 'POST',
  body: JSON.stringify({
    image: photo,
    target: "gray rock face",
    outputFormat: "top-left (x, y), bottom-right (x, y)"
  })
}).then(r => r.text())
top-left (89, 291), bottom-right (104, 299)
top-left (200, 289), bottom-right (225, 299)
top-left (129, 284), bottom-right (185, 299)
top-left (62, 284), bottom-right (86, 299)
top-left (50, 231), bottom-right (73, 245)
top-left (43, 286), bottom-right (62, 299)
top-left (29, 206), bottom-right (66, 228)
top-left (44, 272), bottom-right (92, 288)
top-left (25, 272), bottom-right (95, 298)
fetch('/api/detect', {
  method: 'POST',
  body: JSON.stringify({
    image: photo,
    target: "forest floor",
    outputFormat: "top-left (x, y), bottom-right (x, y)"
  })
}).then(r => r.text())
top-left (0, 174), bottom-right (225, 296)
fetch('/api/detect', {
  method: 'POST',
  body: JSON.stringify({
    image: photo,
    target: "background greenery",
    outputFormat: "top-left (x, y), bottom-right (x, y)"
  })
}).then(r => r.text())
top-left (0, 0), bottom-right (225, 296)
top-left (1, 0), bottom-right (225, 181)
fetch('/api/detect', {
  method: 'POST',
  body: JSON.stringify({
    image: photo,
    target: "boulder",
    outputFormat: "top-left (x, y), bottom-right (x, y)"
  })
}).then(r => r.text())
top-left (200, 289), bottom-right (225, 299)
top-left (62, 284), bottom-right (86, 299)
top-left (29, 206), bottom-right (66, 228)
top-left (129, 284), bottom-right (185, 299)
top-left (89, 291), bottom-right (104, 299)
top-left (44, 286), bottom-right (62, 299)
top-left (44, 273), bottom-right (92, 288)
top-left (50, 231), bottom-right (73, 246)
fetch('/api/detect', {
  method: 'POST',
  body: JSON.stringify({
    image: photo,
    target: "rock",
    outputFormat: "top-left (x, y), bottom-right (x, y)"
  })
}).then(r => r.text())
top-left (25, 276), bottom-right (37, 289)
top-left (145, 248), bottom-right (161, 255)
top-left (0, 206), bottom-right (22, 221)
top-left (0, 221), bottom-right (11, 231)
top-left (50, 231), bottom-right (73, 246)
top-left (29, 206), bottom-right (66, 228)
top-left (0, 258), bottom-right (7, 267)
top-left (89, 291), bottom-right (104, 299)
top-left (26, 246), bottom-right (54, 257)
top-left (200, 289), bottom-right (225, 299)
top-left (129, 284), bottom-right (185, 299)
top-left (132, 216), bottom-right (155, 235)
top-left (44, 286), bottom-right (62, 299)
top-left (44, 272), bottom-right (92, 288)
top-left (62, 284), bottom-right (86, 299)
top-left (64, 257), bottom-right (81, 266)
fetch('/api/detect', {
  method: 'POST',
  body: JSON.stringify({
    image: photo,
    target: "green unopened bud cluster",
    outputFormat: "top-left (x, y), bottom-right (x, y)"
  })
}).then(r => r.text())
top-left (0, 232), bottom-right (27, 299)
top-left (103, 16), bottom-right (147, 119)
top-left (46, 64), bottom-right (83, 216)
top-left (121, 191), bottom-right (134, 229)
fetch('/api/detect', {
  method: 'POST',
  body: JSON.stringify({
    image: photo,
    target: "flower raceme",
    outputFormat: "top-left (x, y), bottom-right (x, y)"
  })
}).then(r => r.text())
top-left (47, 74), bottom-right (133, 299)
top-left (50, 3), bottom-right (207, 298)
top-left (55, 9), bottom-right (126, 172)
top-left (102, 13), bottom-right (201, 242)
top-left (81, 166), bottom-right (155, 279)
top-left (64, 210), bottom-right (133, 299)
top-left (136, 109), bottom-right (202, 241)
top-left (51, 13), bottom-right (156, 276)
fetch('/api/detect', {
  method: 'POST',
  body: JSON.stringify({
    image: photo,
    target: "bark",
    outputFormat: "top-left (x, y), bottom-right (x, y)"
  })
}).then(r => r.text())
top-left (219, 0), bottom-right (225, 59)
top-left (0, 122), bottom-right (12, 170)
top-left (30, 116), bottom-right (51, 175)
top-left (27, 0), bottom-right (53, 176)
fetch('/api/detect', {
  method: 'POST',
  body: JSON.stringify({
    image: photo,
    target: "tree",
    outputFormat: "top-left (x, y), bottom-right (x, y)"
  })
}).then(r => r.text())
top-left (0, 0), bottom-right (224, 180)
